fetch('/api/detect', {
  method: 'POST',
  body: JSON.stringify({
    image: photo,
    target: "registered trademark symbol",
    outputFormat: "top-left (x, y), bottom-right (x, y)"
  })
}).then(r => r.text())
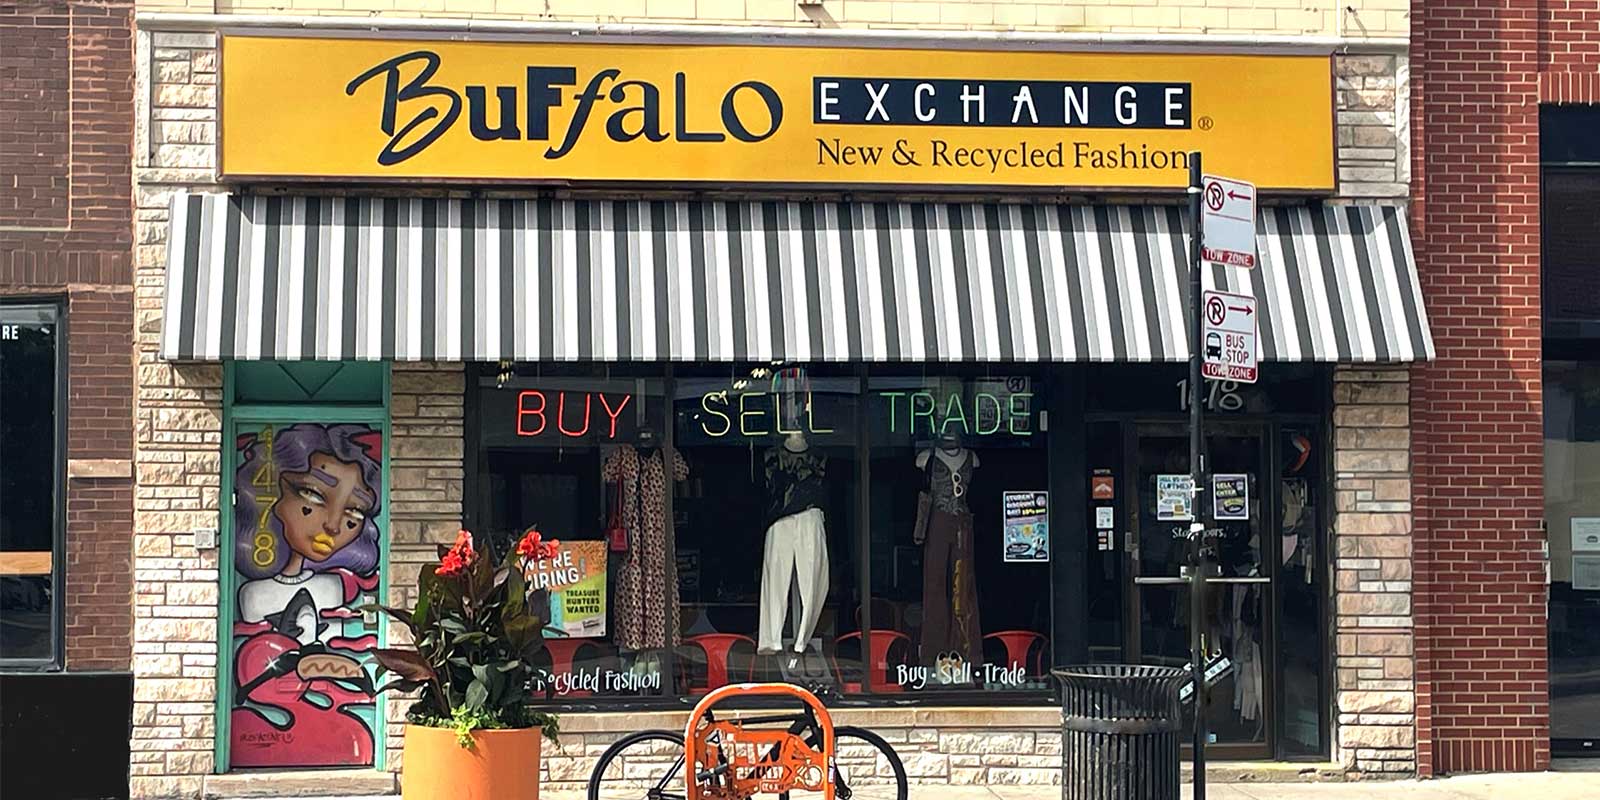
top-left (1198, 116), bottom-right (1214, 131)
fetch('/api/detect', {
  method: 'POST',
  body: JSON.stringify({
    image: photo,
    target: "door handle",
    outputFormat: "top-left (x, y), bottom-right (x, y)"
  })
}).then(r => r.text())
top-left (1210, 577), bottom-right (1270, 584)
top-left (1133, 577), bottom-right (1190, 586)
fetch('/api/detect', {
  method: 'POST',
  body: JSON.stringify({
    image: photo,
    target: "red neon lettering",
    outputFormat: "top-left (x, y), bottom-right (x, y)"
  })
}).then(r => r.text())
top-left (517, 391), bottom-right (547, 436)
top-left (598, 393), bottom-right (633, 439)
top-left (557, 392), bottom-right (591, 438)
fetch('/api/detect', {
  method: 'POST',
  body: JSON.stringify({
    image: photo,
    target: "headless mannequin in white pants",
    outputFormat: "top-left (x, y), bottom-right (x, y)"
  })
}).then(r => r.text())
top-left (757, 432), bottom-right (830, 660)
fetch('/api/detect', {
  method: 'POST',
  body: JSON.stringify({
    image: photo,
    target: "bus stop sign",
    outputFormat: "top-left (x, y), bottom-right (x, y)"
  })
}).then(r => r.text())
top-left (1201, 290), bottom-right (1258, 384)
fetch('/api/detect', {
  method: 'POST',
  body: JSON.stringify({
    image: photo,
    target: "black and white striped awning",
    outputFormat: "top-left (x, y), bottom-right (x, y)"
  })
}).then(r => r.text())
top-left (161, 195), bottom-right (1432, 363)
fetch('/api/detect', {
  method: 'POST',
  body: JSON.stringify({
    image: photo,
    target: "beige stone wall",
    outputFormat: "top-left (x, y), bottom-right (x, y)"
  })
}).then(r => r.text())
top-left (547, 708), bottom-right (1061, 790)
top-left (136, 0), bottom-right (1409, 39)
top-left (384, 362), bottom-right (468, 770)
top-left (1331, 365), bottom-right (1416, 775)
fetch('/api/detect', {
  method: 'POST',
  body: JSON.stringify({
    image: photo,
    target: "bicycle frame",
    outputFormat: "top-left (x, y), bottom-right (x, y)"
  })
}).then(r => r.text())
top-left (684, 683), bottom-right (837, 800)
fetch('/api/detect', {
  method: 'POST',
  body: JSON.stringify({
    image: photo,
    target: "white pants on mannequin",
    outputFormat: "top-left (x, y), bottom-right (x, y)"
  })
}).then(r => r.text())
top-left (757, 508), bottom-right (829, 655)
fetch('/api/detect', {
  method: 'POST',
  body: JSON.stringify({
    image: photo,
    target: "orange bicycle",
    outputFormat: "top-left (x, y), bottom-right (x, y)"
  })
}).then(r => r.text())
top-left (586, 682), bottom-right (907, 800)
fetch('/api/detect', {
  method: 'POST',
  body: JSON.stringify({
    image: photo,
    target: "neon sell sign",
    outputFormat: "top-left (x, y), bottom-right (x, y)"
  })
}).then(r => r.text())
top-left (516, 390), bottom-right (633, 439)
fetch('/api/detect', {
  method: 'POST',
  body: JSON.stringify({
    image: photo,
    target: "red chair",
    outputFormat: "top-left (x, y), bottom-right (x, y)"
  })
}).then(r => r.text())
top-left (542, 638), bottom-right (599, 697)
top-left (681, 633), bottom-right (756, 694)
top-left (984, 630), bottom-right (1048, 675)
top-left (832, 630), bottom-right (911, 693)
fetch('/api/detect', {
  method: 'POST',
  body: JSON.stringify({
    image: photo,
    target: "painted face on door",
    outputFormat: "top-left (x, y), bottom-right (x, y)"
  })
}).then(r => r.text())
top-left (275, 452), bottom-right (374, 564)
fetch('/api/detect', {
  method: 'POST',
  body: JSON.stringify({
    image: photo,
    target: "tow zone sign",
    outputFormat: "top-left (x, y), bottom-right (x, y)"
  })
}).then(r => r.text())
top-left (1201, 290), bottom-right (1258, 384)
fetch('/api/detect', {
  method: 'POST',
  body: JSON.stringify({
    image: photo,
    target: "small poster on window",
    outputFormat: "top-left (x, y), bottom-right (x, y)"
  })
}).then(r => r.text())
top-left (1003, 491), bottom-right (1050, 563)
top-left (528, 540), bottom-right (608, 638)
top-left (1157, 474), bottom-right (1194, 521)
top-left (1213, 474), bottom-right (1250, 521)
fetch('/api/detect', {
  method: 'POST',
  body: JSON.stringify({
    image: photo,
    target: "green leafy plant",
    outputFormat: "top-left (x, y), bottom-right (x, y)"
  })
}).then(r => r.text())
top-left (369, 528), bottom-right (561, 748)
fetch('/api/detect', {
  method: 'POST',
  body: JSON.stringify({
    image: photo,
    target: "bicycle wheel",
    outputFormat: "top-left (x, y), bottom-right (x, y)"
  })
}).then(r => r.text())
top-left (587, 729), bottom-right (687, 800)
top-left (827, 726), bottom-right (908, 800)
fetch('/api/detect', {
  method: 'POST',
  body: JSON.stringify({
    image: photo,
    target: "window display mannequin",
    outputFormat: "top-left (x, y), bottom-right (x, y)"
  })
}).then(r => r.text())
top-left (602, 427), bottom-right (688, 652)
top-left (915, 430), bottom-right (982, 673)
top-left (758, 431), bottom-right (830, 677)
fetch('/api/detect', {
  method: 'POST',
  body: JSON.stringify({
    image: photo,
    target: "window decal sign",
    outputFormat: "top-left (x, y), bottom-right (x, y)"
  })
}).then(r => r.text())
top-left (1002, 491), bottom-right (1050, 563)
top-left (1212, 474), bottom-right (1250, 521)
top-left (220, 35), bottom-right (1335, 190)
top-left (528, 540), bottom-right (609, 639)
top-left (1156, 474), bottom-right (1193, 522)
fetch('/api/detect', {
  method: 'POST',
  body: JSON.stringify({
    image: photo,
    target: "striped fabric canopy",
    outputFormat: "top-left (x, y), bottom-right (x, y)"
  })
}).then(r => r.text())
top-left (160, 194), bottom-right (1432, 363)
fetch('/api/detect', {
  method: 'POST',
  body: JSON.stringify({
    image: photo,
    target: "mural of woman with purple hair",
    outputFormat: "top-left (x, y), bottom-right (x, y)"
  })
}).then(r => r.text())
top-left (229, 422), bottom-right (384, 769)
top-left (234, 423), bottom-right (382, 631)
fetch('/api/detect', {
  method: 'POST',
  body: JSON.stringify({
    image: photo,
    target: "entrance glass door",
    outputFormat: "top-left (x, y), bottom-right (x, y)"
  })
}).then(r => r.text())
top-left (1129, 422), bottom-right (1272, 757)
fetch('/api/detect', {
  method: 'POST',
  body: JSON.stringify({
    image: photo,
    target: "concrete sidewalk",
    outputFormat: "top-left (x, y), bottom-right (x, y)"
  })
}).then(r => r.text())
top-left (271, 771), bottom-right (1600, 800)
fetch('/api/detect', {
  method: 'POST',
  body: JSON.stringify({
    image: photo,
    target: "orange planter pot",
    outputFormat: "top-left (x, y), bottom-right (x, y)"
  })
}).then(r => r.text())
top-left (401, 723), bottom-right (542, 800)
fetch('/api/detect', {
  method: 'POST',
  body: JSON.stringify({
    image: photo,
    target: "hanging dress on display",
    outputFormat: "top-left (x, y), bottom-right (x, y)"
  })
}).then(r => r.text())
top-left (602, 445), bottom-right (689, 651)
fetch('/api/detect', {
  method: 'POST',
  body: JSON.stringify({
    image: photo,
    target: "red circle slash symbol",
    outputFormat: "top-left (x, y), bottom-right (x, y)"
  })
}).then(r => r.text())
top-left (1205, 182), bottom-right (1225, 211)
top-left (1206, 296), bottom-right (1226, 326)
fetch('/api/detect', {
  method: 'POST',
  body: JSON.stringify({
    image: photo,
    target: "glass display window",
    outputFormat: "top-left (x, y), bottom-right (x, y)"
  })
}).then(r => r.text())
top-left (1, 302), bottom-right (63, 666)
top-left (473, 363), bottom-right (672, 699)
top-left (865, 368), bottom-right (1052, 694)
top-left (672, 363), bottom-right (862, 694)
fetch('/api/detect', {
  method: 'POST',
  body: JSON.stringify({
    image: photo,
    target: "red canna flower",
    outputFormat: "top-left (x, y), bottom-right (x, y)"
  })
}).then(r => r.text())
top-left (437, 529), bottom-right (477, 578)
top-left (437, 550), bottom-right (466, 578)
top-left (516, 527), bottom-right (562, 563)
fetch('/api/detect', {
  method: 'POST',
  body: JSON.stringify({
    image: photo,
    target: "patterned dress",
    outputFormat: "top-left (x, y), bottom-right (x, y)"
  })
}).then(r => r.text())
top-left (602, 446), bottom-right (689, 651)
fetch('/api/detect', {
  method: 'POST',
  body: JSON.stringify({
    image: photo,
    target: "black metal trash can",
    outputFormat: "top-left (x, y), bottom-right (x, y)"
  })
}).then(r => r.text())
top-left (1053, 665), bottom-right (1187, 800)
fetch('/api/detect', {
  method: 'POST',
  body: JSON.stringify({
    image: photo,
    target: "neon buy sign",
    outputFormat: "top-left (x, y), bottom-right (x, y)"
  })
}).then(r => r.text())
top-left (879, 390), bottom-right (1033, 436)
top-left (516, 390), bottom-right (633, 439)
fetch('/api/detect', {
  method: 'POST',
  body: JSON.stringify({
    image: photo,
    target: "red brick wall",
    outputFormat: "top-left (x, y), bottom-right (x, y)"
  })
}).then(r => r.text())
top-left (1539, 0), bottom-right (1600, 103)
top-left (0, 1), bottom-right (135, 671)
top-left (1410, 0), bottom-right (1551, 776)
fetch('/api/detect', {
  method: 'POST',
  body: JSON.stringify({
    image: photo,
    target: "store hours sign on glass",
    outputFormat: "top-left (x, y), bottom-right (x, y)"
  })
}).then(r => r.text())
top-left (219, 35), bottom-right (1335, 190)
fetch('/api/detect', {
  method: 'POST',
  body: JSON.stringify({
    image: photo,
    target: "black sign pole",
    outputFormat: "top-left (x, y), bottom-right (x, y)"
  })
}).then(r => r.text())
top-left (1186, 151), bottom-right (1209, 800)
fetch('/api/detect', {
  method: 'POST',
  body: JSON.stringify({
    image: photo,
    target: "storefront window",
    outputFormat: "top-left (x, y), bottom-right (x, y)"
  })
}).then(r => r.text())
top-left (673, 364), bottom-right (862, 694)
top-left (1, 302), bottom-right (63, 666)
top-left (867, 369), bottom-right (1051, 693)
top-left (474, 364), bottom-right (671, 698)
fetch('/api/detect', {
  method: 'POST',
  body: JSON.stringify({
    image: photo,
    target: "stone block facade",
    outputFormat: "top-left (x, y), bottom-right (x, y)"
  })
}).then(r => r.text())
top-left (1331, 365), bottom-right (1415, 775)
top-left (126, 14), bottom-right (1423, 798)
top-left (542, 709), bottom-right (1062, 790)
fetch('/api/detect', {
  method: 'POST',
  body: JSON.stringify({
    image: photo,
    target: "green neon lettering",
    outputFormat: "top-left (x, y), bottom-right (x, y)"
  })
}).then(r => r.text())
top-left (775, 391), bottom-right (800, 435)
top-left (1009, 392), bottom-right (1033, 436)
top-left (975, 392), bottom-right (1003, 435)
top-left (879, 391), bottom-right (906, 433)
top-left (941, 392), bottom-right (970, 435)
top-left (911, 391), bottom-right (937, 437)
top-left (700, 392), bottom-right (731, 437)
top-left (807, 391), bottom-right (834, 434)
top-left (740, 391), bottom-right (768, 437)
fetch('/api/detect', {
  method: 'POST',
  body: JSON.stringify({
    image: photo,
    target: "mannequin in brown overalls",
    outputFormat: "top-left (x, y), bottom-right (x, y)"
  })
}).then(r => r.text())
top-left (915, 432), bottom-right (982, 674)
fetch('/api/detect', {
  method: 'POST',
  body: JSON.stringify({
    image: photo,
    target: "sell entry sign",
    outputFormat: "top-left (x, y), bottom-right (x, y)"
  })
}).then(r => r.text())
top-left (1201, 290), bottom-right (1258, 384)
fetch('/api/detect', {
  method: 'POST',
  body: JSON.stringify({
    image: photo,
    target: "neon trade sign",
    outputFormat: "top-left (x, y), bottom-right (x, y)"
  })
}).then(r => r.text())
top-left (878, 390), bottom-right (1034, 437)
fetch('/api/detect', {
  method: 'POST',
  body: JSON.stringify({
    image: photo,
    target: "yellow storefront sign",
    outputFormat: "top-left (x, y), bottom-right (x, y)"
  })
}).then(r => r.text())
top-left (220, 35), bottom-right (1335, 191)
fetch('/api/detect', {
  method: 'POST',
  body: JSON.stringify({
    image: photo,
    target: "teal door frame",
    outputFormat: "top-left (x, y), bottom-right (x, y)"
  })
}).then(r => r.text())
top-left (214, 362), bottom-right (392, 773)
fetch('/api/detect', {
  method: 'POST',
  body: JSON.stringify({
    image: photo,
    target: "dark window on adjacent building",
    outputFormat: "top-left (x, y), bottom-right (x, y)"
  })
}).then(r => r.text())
top-left (1542, 104), bottom-right (1600, 753)
top-left (1, 302), bottom-right (65, 667)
